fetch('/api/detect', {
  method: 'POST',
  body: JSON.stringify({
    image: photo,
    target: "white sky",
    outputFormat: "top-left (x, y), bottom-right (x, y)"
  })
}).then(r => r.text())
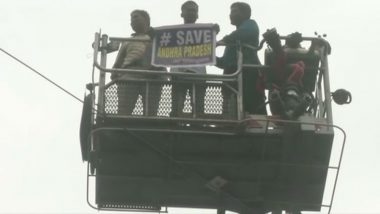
top-left (1, 0), bottom-right (380, 213)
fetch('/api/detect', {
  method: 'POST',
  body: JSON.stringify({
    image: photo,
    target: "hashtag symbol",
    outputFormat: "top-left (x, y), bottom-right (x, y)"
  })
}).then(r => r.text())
top-left (160, 32), bottom-right (172, 46)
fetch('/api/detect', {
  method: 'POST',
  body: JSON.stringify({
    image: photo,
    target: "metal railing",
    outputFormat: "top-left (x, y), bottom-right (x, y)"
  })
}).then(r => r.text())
top-left (90, 32), bottom-right (333, 125)
top-left (91, 33), bottom-right (244, 121)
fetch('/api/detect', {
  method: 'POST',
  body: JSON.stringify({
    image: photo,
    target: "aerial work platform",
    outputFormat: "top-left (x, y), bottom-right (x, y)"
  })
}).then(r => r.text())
top-left (80, 32), bottom-right (347, 214)
top-left (91, 117), bottom-right (334, 213)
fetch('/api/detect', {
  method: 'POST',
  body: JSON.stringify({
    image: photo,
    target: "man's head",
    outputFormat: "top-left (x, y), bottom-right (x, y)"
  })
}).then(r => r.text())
top-left (181, 1), bottom-right (199, 24)
top-left (130, 10), bottom-right (150, 34)
top-left (230, 2), bottom-right (251, 26)
top-left (285, 32), bottom-right (303, 48)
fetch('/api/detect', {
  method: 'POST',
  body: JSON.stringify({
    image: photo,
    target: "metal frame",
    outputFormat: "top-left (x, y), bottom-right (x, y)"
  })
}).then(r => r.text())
top-left (85, 117), bottom-right (346, 213)
top-left (84, 32), bottom-right (344, 213)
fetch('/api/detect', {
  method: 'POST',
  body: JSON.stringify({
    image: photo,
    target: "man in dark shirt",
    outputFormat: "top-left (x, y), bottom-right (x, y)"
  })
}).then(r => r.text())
top-left (216, 2), bottom-right (266, 115)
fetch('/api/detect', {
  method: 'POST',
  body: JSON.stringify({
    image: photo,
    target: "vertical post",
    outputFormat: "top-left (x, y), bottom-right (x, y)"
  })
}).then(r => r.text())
top-left (145, 81), bottom-right (150, 116)
top-left (236, 42), bottom-right (244, 120)
top-left (314, 71), bottom-right (323, 118)
top-left (217, 209), bottom-right (225, 214)
top-left (92, 32), bottom-right (100, 125)
top-left (97, 34), bottom-right (108, 115)
top-left (192, 82), bottom-right (197, 118)
top-left (316, 76), bottom-right (324, 118)
top-left (321, 48), bottom-right (334, 127)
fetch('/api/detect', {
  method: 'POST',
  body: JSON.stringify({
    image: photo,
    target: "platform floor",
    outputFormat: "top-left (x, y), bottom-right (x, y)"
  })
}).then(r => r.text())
top-left (90, 120), bottom-right (334, 213)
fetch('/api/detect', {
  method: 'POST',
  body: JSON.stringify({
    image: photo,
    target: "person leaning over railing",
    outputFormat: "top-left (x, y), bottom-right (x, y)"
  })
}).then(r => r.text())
top-left (112, 9), bottom-right (166, 116)
top-left (263, 29), bottom-right (318, 119)
top-left (216, 2), bottom-right (266, 116)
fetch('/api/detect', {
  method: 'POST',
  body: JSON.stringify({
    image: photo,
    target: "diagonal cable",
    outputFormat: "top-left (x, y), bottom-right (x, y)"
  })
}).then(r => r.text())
top-left (0, 48), bottom-right (83, 103)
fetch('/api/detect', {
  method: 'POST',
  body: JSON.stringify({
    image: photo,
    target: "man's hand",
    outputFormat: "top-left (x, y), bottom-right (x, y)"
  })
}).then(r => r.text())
top-left (262, 28), bottom-right (282, 52)
top-left (216, 40), bottom-right (225, 46)
top-left (213, 24), bottom-right (220, 34)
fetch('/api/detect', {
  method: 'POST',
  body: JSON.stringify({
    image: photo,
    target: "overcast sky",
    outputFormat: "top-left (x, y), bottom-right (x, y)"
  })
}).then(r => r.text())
top-left (1, 0), bottom-right (379, 213)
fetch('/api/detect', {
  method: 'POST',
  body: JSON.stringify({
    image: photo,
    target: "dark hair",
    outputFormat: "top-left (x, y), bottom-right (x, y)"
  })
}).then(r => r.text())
top-left (181, 0), bottom-right (198, 11)
top-left (285, 32), bottom-right (303, 48)
top-left (231, 2), bottom-right (251, 19)
top-left (131, 9), bottom-right (150, 26)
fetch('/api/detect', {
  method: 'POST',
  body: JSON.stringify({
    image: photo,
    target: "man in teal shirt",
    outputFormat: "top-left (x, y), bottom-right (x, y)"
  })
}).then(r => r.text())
top-left (216, 2), bottom-right (266, 115)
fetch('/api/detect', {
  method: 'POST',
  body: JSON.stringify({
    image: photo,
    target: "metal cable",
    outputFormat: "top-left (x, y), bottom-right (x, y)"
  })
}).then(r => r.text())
top-left (0, 48), bottom-right (84, 103)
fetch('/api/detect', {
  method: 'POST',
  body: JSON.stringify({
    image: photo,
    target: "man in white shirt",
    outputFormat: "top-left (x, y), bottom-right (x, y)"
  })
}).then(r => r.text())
top-left (171, 1), bottom-right (207, 117)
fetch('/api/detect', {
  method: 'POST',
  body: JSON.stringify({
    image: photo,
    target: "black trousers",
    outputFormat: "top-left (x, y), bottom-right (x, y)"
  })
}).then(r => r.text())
top-left (222, 68), bottom-right (267, 115)
top-left (242, 69), bottom-right (267, 115)
top-left (171, 80), bottom-right (206, 117)
top-left (116, 81), bottom-right (162, 116)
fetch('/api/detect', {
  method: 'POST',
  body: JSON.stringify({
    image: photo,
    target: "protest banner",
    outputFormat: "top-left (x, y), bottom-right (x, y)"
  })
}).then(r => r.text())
top-left (151, 23), bottom-right (216, 67)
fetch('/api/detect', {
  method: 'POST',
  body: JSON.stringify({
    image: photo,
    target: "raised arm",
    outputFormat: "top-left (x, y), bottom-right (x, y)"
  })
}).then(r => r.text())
top-left (222, 20), bottom-right (259, 45)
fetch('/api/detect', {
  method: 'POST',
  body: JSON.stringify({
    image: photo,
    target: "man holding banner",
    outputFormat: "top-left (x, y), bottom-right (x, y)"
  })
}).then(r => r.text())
top-left (170, 0), bottom-right (207, 74)
top-left (151, 1), bottom-right (217, 117)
